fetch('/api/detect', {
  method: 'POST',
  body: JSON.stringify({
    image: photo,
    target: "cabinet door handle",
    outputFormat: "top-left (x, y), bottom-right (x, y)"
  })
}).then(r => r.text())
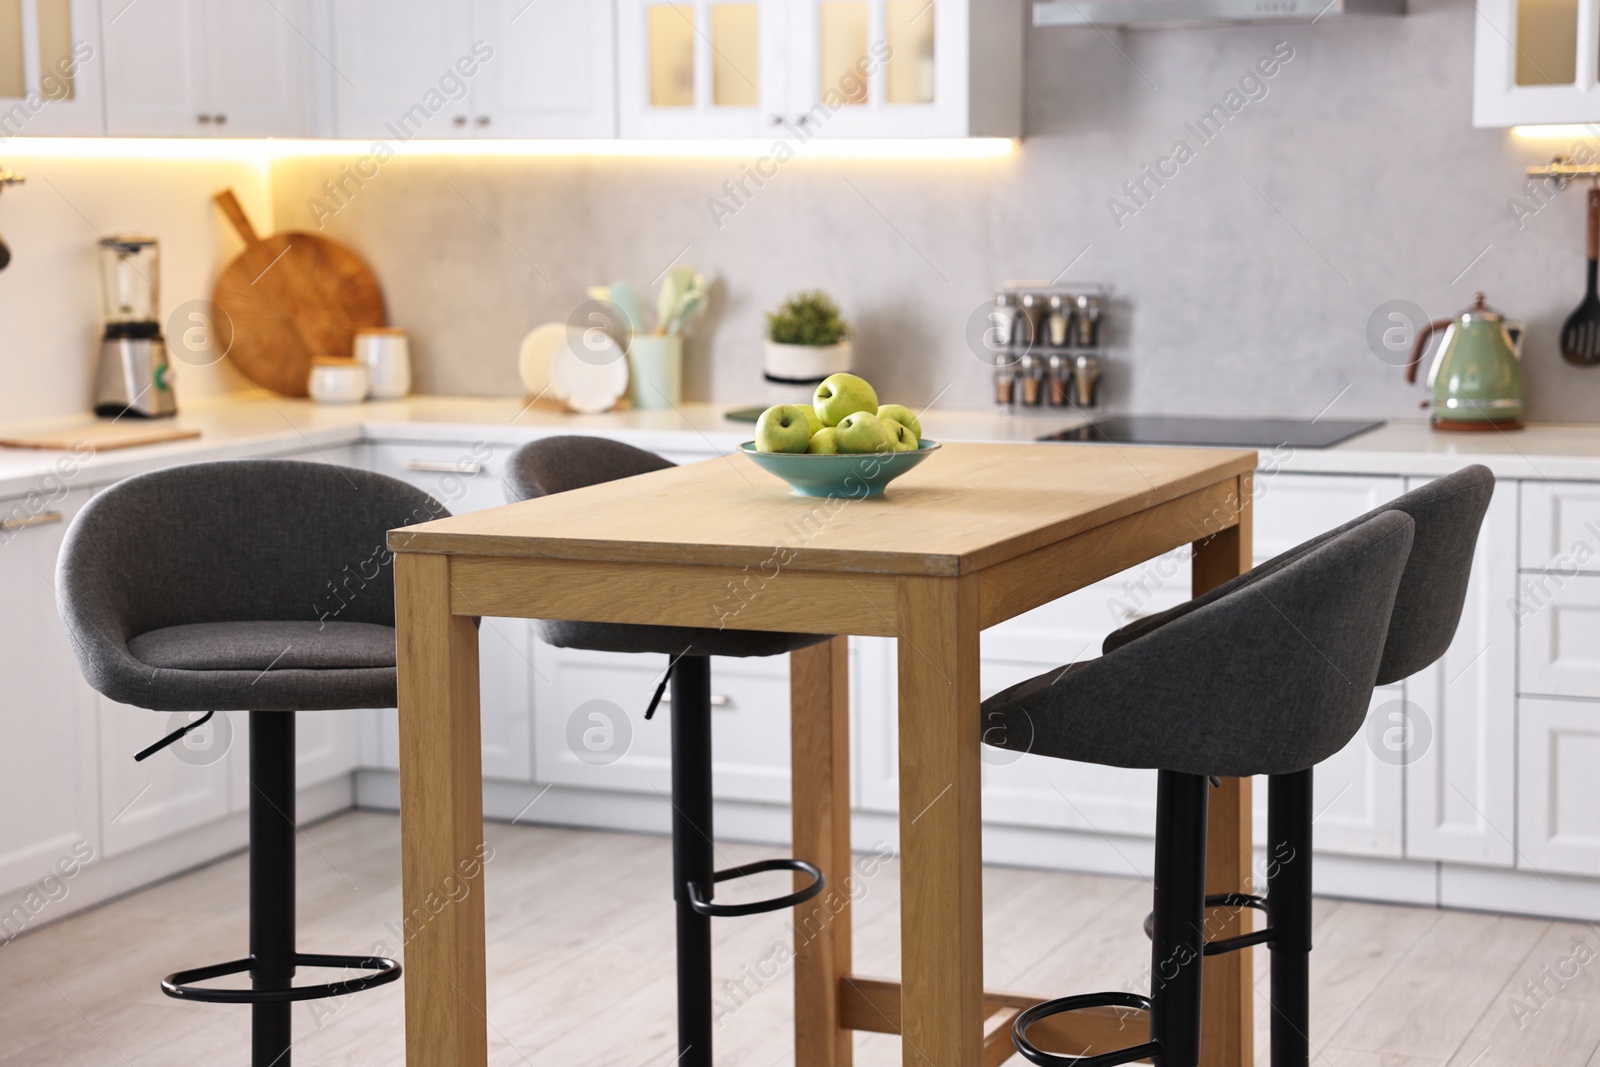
top-left (405, 460), bottom-right (483, 475)
top-left (197, 113), bottom-right (212, 124)
top-left (767, 114), bottom-right (783, 126)
top-left (452, 115), bottom-right (468, 126)
top-left (475, 115), bottom-right (490, 127)
top-left (213, 113), bottom-right (227, 125)
top-left (0, 510), bottom-right (64, 532)
top-left (657, 693), bottom-right (731, 708)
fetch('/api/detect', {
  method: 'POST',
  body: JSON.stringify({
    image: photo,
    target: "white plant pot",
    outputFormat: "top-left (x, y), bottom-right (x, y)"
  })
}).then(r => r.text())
top-left (764, 340), bottom-right (852, 383)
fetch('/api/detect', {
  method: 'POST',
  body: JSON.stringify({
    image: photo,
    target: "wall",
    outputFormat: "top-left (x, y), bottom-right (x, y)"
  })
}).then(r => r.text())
top-left (0, 148), bottom-right (266, 423)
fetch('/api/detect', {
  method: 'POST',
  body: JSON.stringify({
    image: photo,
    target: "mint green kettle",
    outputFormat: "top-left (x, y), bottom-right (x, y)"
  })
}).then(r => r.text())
top-left (1406, 293), bottom-right (1525, 431)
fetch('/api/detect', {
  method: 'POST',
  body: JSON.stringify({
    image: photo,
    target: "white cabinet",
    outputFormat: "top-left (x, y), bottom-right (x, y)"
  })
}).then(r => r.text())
top-left (1519, 573), bottom-right (1600, 698)
top-left (0, 488), bottom-right (100, 896)
top-left (1405, 476), bottom-right (1519, 867)
top-left (102, 0), bottom-right (313, 137)
top-left (1520, 480), bottom-right (1600, 572)
top-left (1518, 696), bottom-right (1600, 876)
top-left (618, 0), bottom-right (1020, 138)
top-left (0, 0), bottom-right (104, 136)
top-left (1474, 0), bottom-right (1600, 126)
top-left (362, 439), bottom-right (534, 781)
top-left (328, 0), bottom-right (614, 140)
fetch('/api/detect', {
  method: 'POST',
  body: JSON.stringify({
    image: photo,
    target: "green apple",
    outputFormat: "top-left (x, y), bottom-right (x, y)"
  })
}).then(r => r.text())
top-left (876, 404), bottom-right (922, 441)
top-left (813, 373), bottom-right (879, 428)
top-left (755, 404), bottom-right (814, 453)
top-left (803, 406), bottom-right (823, 436)
top-left (807, 427), bottom-right (839, 454)
top-left (835, 411), bottom-right (892, 454)
top-left (882, 418), bottom-right (919, 452)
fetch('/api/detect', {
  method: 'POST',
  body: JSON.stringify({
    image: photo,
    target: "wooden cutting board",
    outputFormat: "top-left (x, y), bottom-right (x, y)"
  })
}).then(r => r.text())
top-left (211, 190), bottom-right (387, 397)
top-left (0, 422), bottom-right (201, 451)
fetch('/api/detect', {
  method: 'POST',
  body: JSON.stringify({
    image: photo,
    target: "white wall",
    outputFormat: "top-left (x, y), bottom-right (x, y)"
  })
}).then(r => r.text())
top-left (0, 147), bottom-right (268, 423)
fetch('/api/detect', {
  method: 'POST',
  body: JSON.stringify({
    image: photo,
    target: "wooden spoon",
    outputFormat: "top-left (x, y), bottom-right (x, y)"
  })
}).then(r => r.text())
top-left (1560, 186), bottom-right (1600, 366)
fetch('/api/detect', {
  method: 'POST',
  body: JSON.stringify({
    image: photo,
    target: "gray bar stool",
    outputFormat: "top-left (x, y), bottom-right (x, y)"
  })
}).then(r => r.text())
top-left (982, 511), bottom-right (1418, 1067)
top-left (504, 435), bottom-right (831, 1067)
top-left (1102, 464), bottom-right (1495, 1067)
top-left (56, 459), bottom-right (446, 1067)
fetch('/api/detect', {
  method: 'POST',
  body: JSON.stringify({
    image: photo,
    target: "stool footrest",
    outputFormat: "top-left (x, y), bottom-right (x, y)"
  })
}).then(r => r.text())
top-left (1143, 892), bottom-right (1269, 941)
top-left (161, 952), bottom-right (402, 1004)
top-left (1013, 991), bottom-right (1157, 1067)
top-left (687, 857), bottom-right (825, 917)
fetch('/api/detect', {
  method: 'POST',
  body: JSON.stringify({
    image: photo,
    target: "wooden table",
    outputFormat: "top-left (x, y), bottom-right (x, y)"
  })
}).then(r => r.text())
top-left (388, 441), bottom-right (1257, 1067)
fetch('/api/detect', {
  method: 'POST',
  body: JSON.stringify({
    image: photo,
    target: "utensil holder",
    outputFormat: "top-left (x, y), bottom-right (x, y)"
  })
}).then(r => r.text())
top-left (629, 334), bottom-right (683, 410)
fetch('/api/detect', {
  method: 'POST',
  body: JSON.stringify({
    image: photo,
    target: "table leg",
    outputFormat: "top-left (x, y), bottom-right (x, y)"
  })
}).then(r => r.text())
top-left (1192, 472), bottom-right (1254, 1067)
top-left (896, 575), bottom-right (984, 1067)
top-left (791, 637), bottom-right (854, 1067)
top-left (395, 553), bottom-right (488, 1067)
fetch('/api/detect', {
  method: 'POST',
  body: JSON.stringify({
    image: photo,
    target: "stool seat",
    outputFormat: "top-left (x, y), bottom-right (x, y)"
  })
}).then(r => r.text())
top-left (130, 620), bottom-right (397, 671)
top-left (540, 619), bottom-right (828, 659)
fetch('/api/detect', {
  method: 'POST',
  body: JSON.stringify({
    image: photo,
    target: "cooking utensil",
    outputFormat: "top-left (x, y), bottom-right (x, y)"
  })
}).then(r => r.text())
top-left (1560, 187), bottom-right (1600, 365)
top-left (656, 266), bottom-right (707, 335)
top-left (0, 421), bottom-right (200, 451)
top-left (94, 235), bottom-right (176, 419)
top-left (1406, 292), bottom-right (1525, 430)
top-left (210, 190), bottom-right (386, 397)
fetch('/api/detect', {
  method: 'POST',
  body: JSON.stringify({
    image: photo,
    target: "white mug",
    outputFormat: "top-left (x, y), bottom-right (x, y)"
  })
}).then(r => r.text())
top-left (353, 327), bottom-right (411, 399)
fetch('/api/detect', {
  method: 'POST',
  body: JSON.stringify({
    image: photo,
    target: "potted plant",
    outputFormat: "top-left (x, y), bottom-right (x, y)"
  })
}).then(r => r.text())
top-left (764, 290), bottom-right (854, 385)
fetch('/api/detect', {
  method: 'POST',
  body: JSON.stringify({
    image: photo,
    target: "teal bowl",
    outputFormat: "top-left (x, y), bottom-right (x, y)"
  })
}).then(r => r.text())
top-left (738, 440), bottom-right (941, 497)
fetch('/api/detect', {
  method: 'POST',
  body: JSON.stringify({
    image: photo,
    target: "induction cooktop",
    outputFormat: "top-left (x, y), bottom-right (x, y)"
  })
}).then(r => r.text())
top-left (1039, 415), bottom-right (1384, 450)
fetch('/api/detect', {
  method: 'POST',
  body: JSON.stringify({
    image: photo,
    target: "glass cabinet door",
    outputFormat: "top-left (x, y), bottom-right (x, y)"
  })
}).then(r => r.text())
top-left (787, 0), bottom-right (960, 138)
top-left (1474, 0), bottom-right (1600, 126)
top-left (618, 0), bottom-right (786, 138)
top-left (0, 0), bottom-right (102, 135)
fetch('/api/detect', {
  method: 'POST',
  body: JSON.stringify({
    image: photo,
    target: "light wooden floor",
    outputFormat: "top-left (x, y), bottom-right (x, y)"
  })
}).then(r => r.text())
top-left (2, 811), bottom-right (1597, 1066)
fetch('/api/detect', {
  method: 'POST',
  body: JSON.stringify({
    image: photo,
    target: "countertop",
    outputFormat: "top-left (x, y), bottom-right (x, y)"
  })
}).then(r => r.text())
top-left (1, 393), bottom-right (1598, 502)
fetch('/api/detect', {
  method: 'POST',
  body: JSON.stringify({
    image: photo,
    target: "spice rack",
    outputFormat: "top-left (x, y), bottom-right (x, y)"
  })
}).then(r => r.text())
top-left (990, 282), bottom-right (1108, 411)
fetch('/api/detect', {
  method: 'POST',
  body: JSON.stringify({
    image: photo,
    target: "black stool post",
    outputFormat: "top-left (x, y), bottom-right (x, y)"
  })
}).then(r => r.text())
top-left (670, 656), bottom-right (714, 1067)
top-left (1149, 771), bottom-right (1209, 1067)
top-left (1268, 769), bottom-right (1314, 1067)
top-left (250, 711), bottom-right (297, 1067)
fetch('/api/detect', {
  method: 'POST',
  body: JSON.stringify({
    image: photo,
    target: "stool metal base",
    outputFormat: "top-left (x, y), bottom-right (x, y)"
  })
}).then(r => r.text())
top-left (1013, 991), bottom-right (1157, 1067)
top-left (162, 952), bottom-right (401, 1004)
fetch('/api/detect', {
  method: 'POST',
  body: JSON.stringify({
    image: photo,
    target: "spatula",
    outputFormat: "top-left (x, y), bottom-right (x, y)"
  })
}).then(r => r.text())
top-left (1560, 186), bottom-right (1600, 365)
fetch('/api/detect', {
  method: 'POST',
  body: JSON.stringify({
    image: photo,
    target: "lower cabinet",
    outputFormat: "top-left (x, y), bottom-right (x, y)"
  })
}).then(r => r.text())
top-left (1518, 697), bottom-right (1600, 876)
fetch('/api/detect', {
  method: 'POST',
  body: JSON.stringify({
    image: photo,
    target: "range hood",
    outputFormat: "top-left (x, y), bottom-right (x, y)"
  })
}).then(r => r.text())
top-left (1033, 0), bottom-right (1402, 26)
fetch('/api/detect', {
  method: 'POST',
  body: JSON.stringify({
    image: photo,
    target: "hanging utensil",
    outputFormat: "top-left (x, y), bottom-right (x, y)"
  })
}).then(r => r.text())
top-left (0, 167), bottom-right (25, 272)
top-left (1560, 186), bottom-right (1600, 365)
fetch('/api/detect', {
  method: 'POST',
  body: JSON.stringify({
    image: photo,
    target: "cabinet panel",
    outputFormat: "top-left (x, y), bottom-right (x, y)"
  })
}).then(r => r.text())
top-left (1251, 472), bottom-right (1406, 563)
top-left (100, 0), bottom-right (206, 136)
top-left (1474, 0), bottom-right (1600, 126)
top-left (1519, 573), bottom-right (1600, 698)
top-left (0, 487), bottom-right (99, 895)
top-left (100, 705), bottom-right (234, 857)
top-left (329, 0), bottom-right (477, 139)
top-left (1405, 475), bottom-right (1518, 866)
top-left (0, 0), bottom-right (103, 135)
top-left (1518, 697), bottom-right (1600, 876)
top-left (199, 0), bottom-right (311, 137)
top-left (472, 0), bottom-right (616, 137)
top-left (617, 0), bottom-right (787, 138)
top-left (1520, 480), bottom-right (1600, 573)
top-left (531, 644), bottom-right (816, 804)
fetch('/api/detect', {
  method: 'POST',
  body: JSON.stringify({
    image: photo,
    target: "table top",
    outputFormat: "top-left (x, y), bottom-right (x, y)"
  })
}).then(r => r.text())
top-left (389, 442), bottom-right (1257, 578)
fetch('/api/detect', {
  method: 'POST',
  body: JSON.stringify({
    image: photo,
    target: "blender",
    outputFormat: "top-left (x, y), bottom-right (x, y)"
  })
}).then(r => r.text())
top-left (94, 235), bottom-right (176, 418)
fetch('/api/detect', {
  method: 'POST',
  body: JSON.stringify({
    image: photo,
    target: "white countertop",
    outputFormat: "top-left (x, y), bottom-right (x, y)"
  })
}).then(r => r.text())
top-left (1, 393), bottom-right (1597, 501)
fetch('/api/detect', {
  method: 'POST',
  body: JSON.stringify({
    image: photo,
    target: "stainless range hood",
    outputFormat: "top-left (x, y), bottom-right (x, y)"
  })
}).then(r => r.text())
top-left (1033, 0), bottom-right (1402, 26)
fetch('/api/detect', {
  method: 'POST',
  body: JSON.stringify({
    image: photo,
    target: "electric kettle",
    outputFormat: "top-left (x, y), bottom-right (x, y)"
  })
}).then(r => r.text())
top-left (1405, 292), bottom-right (1524, 431)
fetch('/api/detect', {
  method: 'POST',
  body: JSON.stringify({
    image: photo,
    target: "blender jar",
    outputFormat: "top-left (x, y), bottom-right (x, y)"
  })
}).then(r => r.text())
top-left (98, 235), bottom-right (160, 324)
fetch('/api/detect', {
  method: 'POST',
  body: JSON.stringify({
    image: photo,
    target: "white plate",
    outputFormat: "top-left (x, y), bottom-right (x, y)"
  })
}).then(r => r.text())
top-left (518, 323), bottom-right (567, 401)
top-left (549, 328), bottom-right (630, 414)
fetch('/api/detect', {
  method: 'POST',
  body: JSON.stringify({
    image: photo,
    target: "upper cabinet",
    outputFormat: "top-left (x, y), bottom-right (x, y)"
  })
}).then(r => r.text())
top-left (618, 0), bottom-right (1021, 139)
top-left (327, 0), bottom-right (616, 139)
top-left (1475, 0), bottom-right (1600, 125)
top-left (0, 0), bottom-right (104, 135)
top-left (102, 0), bottom-right (313, 137)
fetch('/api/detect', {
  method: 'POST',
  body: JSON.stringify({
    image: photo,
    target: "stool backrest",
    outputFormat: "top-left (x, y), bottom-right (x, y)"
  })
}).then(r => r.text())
top-left (58, 460), bottom-right (445, 649)
top-left (1072, 511), bottom-right (1414, 777)
top-left (1105, 465), bottom-right (1494, 686)
top-left (503, 436), bottom-right (674, 501)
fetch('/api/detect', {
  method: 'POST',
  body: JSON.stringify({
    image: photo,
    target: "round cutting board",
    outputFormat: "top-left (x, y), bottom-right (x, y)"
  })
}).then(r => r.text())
top-left (210, 190), bottom-right (387, 397)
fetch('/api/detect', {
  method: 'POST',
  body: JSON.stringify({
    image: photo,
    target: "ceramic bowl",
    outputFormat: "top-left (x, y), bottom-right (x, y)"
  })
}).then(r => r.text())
top-left (738, 440), bottom-right (940, 497)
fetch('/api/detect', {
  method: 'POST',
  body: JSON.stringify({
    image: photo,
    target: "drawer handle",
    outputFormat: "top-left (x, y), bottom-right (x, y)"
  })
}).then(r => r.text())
top-left (658, 693), bottom-right (731, 708)
top-left (0, 510), bottom-right (63, 532)
top-left (405, 460), bottom-right (483, 475)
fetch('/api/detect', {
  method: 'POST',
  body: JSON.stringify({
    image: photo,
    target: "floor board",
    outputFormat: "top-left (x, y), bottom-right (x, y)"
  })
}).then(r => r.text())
top-left (0, 811), bottom-right (1592, 1067)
